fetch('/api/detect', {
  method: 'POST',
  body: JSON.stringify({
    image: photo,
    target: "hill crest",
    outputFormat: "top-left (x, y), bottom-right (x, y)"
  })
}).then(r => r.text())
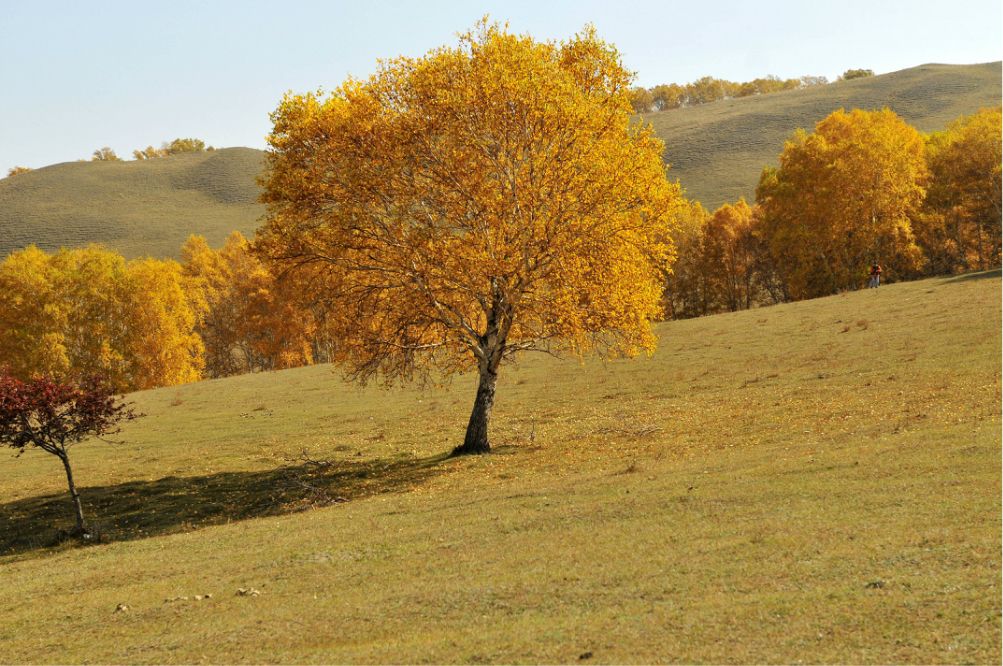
top-left (1, 62), bottom-right (999, 258)
top-left (648, 61), bottom-right (1001, 207)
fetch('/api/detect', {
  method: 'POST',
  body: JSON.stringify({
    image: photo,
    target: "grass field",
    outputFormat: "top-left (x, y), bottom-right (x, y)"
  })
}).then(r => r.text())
top-left (2, 62), bottom-right (999, 259)
top-left (1, 271), bottom-right (999, 663)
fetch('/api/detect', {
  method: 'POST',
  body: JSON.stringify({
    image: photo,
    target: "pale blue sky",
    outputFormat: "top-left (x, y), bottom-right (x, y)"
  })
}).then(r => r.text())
top-left (1, 0), bottom-right (999, 174)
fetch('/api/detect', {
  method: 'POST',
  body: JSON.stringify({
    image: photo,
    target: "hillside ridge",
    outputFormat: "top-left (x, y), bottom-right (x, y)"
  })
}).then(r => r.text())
top-left (0, 147), bottom-right (265, 258)
top-left (1, 62), bottom-right (999, 258)
top-left (650, 61), bottom-right (1001, 206)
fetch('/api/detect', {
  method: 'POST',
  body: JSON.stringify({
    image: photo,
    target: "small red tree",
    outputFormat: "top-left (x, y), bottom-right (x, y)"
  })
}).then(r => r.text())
top-left (0, 372), bottom-right (136, 537)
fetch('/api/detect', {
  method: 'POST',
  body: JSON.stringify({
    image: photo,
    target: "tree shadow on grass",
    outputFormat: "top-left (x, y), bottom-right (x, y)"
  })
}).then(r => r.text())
top-left (0, 452), bottom-right (452, 559)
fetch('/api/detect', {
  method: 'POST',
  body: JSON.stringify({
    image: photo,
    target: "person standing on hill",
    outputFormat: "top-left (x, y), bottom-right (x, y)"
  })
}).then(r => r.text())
top-left (868, 262), bottom-right (883, 288)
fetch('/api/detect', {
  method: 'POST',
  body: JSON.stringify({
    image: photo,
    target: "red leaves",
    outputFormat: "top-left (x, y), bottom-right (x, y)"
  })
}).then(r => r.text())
top-left (0, 370), bottom-right (136, 455)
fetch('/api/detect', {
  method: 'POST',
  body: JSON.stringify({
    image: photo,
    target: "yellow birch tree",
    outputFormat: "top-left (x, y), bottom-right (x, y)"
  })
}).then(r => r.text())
top-left (258, 21), bottom-right (683, 454)
top-left (0, 246), bottom-right (203, 391)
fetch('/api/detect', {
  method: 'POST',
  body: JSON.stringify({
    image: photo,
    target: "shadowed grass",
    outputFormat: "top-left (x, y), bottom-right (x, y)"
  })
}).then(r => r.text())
top-left (0, 454), bottom-right (451, 559)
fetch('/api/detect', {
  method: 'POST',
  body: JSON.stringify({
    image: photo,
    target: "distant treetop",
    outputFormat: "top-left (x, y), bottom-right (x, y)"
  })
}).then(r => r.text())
top-left (5, 166), bottom-right (32, 177)
top-left (631, 73), bottom-right (831, 113)
top-left (91, 147), bottom-right (122, 161)
top-left (840, 69), bottom-right (875, 80)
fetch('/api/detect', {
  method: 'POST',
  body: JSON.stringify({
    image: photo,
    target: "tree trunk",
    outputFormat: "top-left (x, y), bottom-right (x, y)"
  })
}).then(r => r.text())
top-left (454, 368), bottom-right (498, 455)
top-left (59, 453), bottom-right (88, 536)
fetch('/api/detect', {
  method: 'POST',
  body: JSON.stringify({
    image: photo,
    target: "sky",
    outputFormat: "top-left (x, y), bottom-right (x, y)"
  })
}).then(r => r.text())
top-left (1, 0), bottom-right (1000, 174)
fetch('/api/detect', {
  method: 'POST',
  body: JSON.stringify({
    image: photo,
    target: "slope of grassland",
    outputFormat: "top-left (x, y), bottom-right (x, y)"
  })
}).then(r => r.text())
top-left (1, 271), bottom-right (999, 663)
top-left (0, 148), bottom-right (264, 259)
top-left (648, 61), bottom-right (1002, 209)
top-left (2, 63), bottom-right (999, 260)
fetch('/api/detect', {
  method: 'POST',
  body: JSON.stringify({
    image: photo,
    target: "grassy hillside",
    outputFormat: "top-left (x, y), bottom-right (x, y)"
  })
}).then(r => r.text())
top-left (1, 271), bottom-right (999, 663)
top-left (0, 148), bottom-right (264, 259)
top-left (649, 62), bottom-right (1002, 209)
top-left (2, 63), bottom-right (999, 259)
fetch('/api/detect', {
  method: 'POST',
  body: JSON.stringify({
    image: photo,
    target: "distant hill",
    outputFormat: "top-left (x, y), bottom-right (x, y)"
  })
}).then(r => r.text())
top-left (1, 62), bottom-right (999, 258)
top-left (0, 148), bottom-right (265, 258)
top-left (649, 61), bottom-right (1002, 209)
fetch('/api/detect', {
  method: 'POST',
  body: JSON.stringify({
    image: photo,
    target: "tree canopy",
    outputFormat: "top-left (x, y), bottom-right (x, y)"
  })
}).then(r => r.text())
top-left (840, 69), bottom-right (875, 80)
top-left (91, 147), bottom-right (122, 161)
top-left (918, 106), bottom-right (1002, 272)
top-left (182, 232), bottom-right (317, 377)
top-left (0, 246), bottom-right (204, 391)
top-left (756, 108), bottom-right (927, 299)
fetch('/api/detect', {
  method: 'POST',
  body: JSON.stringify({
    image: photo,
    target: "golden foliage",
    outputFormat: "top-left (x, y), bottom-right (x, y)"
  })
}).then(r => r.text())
top-left (258, 21), bottom-right (682, 384)
top-left (664, 199), bottom-right (779, 318)
top-left (132, 138), bottom-right (212, 160)
top-left (663, 200), bottom-right (709, 318)
top-left (0, 246), bottom-right (203, 391)
top-left (916, 106), bottom-right (1002, 272)
top-left (702, 199), bottom-right (758, 312)
top-left (91, 147), bottom-right (122, 161)
top-left (756, 108), bottom-right (927, 299)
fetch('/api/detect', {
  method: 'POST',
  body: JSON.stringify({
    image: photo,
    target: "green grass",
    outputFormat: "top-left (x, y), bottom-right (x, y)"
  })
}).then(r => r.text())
top-left (2, 63), bottom-right (999, 259)
top-left (0, 148), bottom-right (264, 259)
top-left (647, 62), bottom-right (1002, 208)
top-left (1, 271), bottom-right (999, 663)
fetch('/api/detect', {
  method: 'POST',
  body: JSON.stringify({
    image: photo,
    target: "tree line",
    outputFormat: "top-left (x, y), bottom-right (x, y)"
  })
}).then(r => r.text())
top-left (0, 233), bottom-right (317, 393)
top-left (666, 106), bottom-right (1001, 316)
top-left (630, 68), bottom-right (873, 114)
top-left (93, 137), bottom-right (215, 162)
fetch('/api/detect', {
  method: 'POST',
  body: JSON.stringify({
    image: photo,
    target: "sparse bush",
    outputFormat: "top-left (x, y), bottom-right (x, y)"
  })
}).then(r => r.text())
top-left (91, 147), bottom-right (122, 161)
top-left (840, 69), bottom-right (875, 80)
top-left (132, 138), bottom-right (213, 160)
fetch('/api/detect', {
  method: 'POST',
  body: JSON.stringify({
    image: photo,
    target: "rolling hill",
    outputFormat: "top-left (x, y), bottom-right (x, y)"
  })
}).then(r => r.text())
top-left (0, 62), bottom-right (999, 258)
top-left (649, 61), bottom-right (1002, 209)
top-left (1, 270), bottom-right (999, 662)
top-left (0, 148), bottom-right (265, 258)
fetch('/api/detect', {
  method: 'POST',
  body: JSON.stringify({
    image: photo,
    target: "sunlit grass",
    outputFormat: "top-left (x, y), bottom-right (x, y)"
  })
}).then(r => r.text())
top-left (1, 271), bottom-right (999, 663)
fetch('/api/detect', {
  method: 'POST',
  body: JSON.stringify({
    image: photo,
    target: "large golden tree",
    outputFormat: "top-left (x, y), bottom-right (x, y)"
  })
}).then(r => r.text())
top-left (258, 22), bottom-right (682, 454)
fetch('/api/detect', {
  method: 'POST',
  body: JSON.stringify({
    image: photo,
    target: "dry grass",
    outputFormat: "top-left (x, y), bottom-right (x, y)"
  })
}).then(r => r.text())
top-left (0, 271), bottom-right (999, 663)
